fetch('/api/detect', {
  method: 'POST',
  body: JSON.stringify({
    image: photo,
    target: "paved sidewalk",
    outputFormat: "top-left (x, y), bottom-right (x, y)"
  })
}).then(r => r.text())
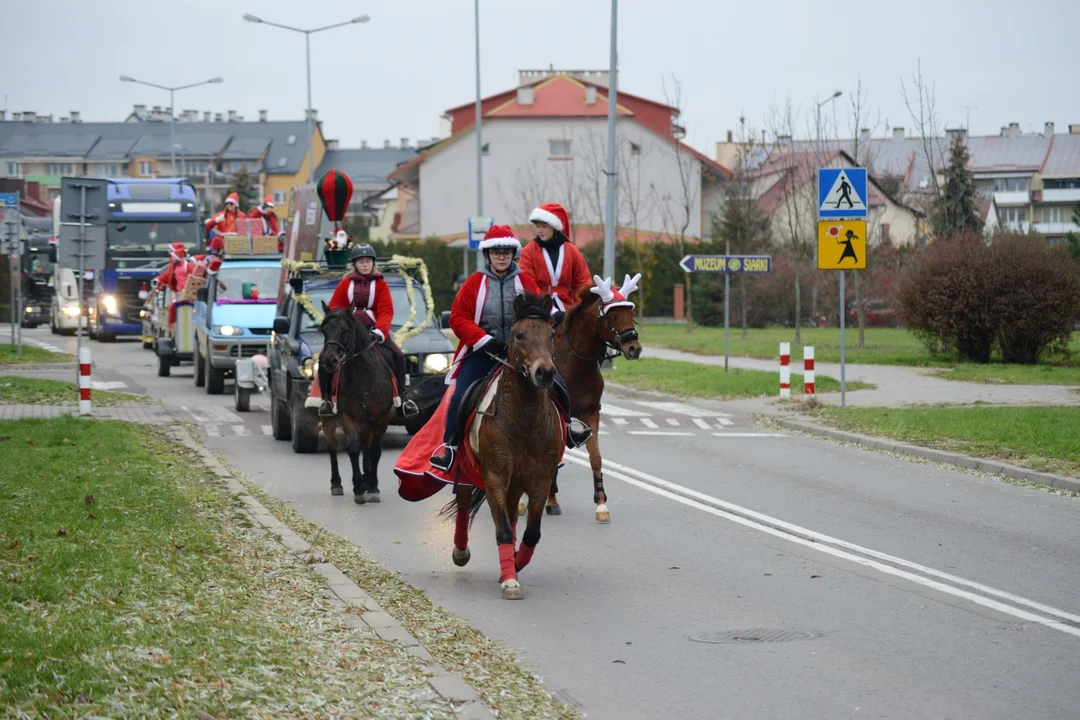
top-left (644, 346), bottom-right (1080, 408)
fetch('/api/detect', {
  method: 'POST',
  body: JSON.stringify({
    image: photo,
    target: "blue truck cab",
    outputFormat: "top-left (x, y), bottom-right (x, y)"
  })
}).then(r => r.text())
top-left (192, 256), bottom-right (282, 394)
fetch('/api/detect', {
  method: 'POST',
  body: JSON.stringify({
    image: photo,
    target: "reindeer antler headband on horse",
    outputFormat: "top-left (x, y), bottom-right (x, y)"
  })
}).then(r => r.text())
top-left (564, 273), bottom-right (643, 362)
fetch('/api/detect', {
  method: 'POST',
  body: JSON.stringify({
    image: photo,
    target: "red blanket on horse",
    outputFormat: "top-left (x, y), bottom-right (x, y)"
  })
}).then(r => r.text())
top-left (394, 370), bottom-right (566, 502)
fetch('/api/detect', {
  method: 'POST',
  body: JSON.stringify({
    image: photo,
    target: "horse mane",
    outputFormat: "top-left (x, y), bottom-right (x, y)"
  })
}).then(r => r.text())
top-left (565, 285), bottom-right (601, 324)
top-left (321, 306), bottom-right (375, 350)
top-left (513, 292), bottom-right (552, 322)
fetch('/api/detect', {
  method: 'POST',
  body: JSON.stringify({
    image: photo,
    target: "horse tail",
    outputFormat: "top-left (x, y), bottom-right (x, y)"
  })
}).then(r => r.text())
top-left (438, 485), bottom-right (488, 526)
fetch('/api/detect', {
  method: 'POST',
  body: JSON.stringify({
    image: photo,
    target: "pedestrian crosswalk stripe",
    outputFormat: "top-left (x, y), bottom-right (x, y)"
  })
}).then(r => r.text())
top-left (640, 418), bottom-right (658, 429)
top-left (636, 400), bottom-right (732, 418)
top-left (600, 402), bottom-right (651, 417)
top-left (666, 418), bottom-right (680, 426)
top-left (206, 424), bottom-right (221, 437)
top-left (693, 418), bottom-right (711, 429)
top-left (613, 417), bottom-right (629, 426)
top-left (261, 425), bottom-right (273, 435)
top-left (232, 425), bottom-right (250, 436)
top-left (711, 433), bottom-right (787, 437)
top-left (629, 430), bottom-right (696, 436)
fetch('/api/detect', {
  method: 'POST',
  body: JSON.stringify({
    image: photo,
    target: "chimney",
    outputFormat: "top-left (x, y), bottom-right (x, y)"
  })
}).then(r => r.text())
top-left (23, 111), bottom-right (35, 122)
top-left (383, 139), bottom-right (391, 149)
top-left (306, 108), bottom-right (319, 122)
top-left (134, 103), bottom-right (147, 114)
top-left (259, 109), bottom-right (268, 122)
top-left (400, 137), bottom-right (409, 149)
top-left (517, 87), bottom-right (535, 105)
top-left (777, 134), bottom-right (792, 146)
top-left (1044, 121), bottom-right (1055, 136)
top-left (726, 130), bottom-right (733, 143)
top-left (203, 111), bottom-right (212, 122)
top-left (1071, 124), bottom-right (1080, 135)
top-left (326, 139), bottom-right (340, 151)
top-left (70, 111), bottom-right (81, 123)
top-left (585, 86), bottom-right (597, 105)
top-left (860, 127), bottom-right (870, 141)
top-left (10, 112), bottom-right (19, 122)
top-left (59, 116), bottom-right (70, 123)
top-left (227, 109), bottom-right (237, 122)
top-left (361, 140), bottom-right (369, 149)
top-left (946, 127), bottom-right (967, 143)
top-left (892, 127), bottom-right (904, 140)
top-left (1002, 121), bottom-right (1020, 138)
top-left (214, 112), bottom-right (224, 123)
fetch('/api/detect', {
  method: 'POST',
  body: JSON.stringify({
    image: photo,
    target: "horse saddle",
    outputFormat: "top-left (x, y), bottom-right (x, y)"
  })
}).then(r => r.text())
top-left (453, 367), bottom-right (570, 445)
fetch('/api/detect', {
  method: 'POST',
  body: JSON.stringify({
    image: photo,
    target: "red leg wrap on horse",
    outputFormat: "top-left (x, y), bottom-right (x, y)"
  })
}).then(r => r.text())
top-left (454, 509), bottom-right (469, 550)
top-left (498, 543), bottom-right (517, 583)
top-left (515, 543), bottom-right (535, 572)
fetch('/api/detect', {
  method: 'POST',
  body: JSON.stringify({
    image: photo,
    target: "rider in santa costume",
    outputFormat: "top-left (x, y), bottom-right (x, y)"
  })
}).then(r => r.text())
top-left (153, 242), bottom-right (190, 326)
top-left (519, 202), bottom-right (592, 324)
top-left (430, 225), bottom-right (591, 472)
top-left (248, 194), bottom-right (286, 251)
top-left (205, 192), bottom-right (241, 239)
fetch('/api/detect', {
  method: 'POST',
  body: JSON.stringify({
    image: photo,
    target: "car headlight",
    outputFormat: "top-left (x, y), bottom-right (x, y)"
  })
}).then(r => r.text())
top-left (213, 325), bottom-right (240, 336)
top-left (423, 352), bottom-right (451, 374)
top-left (24, 306), bottom-right (33, 314)
top-left (301, 357), bottom-right (315, 378)
top-left (62, 306), bottom-right (80, 317)
top-left (102, 295), bottom-right (118, 315)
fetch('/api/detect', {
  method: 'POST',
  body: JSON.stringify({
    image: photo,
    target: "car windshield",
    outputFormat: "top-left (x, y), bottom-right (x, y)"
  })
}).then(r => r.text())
top-left (24, 250), bottom-right (54, 276)
top-left (107, 221), bottom-right (200, 253)
top-left (298, 280), bottom-right (430, 332)
top-left (213, 268), bottom-right (281, 302)
top-left (300, 288), bottom-right (335, 332)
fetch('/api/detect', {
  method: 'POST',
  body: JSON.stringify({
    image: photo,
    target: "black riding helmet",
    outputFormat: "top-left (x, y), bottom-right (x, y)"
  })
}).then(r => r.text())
top-left (349, 243), bottom-right (377, 262)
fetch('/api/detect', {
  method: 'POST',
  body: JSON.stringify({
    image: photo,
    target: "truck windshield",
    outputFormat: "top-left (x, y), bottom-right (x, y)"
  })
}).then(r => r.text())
top-left (107, 221), bottom-right (200, 253)
top-left (212, 268), bottom-right (282, 302)
top-left (23, 250), bottom-right (54, 277)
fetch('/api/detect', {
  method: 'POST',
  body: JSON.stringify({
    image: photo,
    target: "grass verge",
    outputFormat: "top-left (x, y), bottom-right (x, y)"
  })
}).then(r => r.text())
top-left (0, 417), bottom-right (463, 718)
top-left (932, 364), bottom-right (1080, 386)
top-left (0, 344), bottom-right (71, 365)
top-left (606, 357), bottom-right (873, 399)
top-left (807, 405), bottom-right (1080, 478)
top-left (0, 375), bottom-right (148, 406)
top-left (227, 469), bottom-right (580, 720)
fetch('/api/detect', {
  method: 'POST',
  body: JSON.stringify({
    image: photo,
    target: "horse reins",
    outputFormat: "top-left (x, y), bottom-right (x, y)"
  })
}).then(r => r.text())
top-left (564, 307), bottom-right (638, 363)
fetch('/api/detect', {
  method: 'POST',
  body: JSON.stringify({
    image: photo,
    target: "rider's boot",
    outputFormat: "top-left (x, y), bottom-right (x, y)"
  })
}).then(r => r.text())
top-left (430, 444), bottom-right (456, 472)
top-left (318, 400), bottom-right (335, 417)
top-left (566, 418), bottom-right (592, 449)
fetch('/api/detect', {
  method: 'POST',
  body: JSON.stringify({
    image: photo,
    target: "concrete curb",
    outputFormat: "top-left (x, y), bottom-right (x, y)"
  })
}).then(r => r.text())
top-left (772, 418), bottom-right (1080, 495)
top-left (168, 426), bottom-right (496, 719)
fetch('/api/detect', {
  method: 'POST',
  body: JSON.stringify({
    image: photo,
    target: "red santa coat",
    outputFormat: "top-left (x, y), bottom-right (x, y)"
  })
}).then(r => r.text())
top-left (154, 257), bottom-right (189, 293)
top-left (247, 207), bottom-right (281, 236)
top-left (518, 239), bottom-right (591, 311)
top-left (205, 209), bottom-right (240, 235)
top-left (446, 270), bottom-right (541, 385)
top-left (328, 272), bottom-right (394, 340)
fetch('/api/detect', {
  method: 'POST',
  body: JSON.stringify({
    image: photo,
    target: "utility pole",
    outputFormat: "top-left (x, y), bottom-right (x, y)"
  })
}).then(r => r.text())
top-left (602, 0), bottom-right (619, 282)
top-left (474, 0), bottom-right (483, 270)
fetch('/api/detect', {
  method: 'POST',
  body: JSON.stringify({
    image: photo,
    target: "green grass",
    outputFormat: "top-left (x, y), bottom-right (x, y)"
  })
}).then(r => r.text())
top-left (932, 364), bottom-right (1080, 386)
top-left (606, 357), bottom-right (873, 400)
top-left (0, 418), bottom-right (459, 718)
top-left (0, 375), bottom-right (147, 406)
top-left (812, 405), bottom-right (1080, 479)
top-left (0, 344), bottom-right (71, 365)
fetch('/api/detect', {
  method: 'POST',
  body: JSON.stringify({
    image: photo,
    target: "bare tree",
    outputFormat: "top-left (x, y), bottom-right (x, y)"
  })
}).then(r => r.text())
top-left (578, 121), bottom-right (610, 246)
top-left (901, 60), bottom-right (944, 201)
top-left (618, 134), bottom-right (658, 318)
top-left (847, 74), bottom-right (885, 348)
top-left (498, 156), bottom-right (550, 228)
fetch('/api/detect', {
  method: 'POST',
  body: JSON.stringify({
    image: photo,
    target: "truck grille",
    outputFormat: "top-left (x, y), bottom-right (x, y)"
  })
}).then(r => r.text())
top-left (229, 344), bottom-right (269, 358)
top-left (116, 277), bottom-right (150, 324)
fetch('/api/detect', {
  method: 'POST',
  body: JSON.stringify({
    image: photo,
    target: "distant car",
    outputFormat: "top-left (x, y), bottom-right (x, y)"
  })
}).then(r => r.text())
top-left (268, 268), bottom-right (453, 453)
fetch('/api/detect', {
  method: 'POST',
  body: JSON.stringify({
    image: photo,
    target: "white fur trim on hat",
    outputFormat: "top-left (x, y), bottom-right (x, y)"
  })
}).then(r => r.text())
top-left (529, 207), bottom-right (563, 232)
top-left (478, 235), bottom-right (521, 251)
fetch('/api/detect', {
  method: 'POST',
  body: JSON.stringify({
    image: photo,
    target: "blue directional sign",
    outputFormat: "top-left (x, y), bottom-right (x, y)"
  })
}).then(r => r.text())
top-left (818, 168), bottom-right (868, 220)
top-left (0, 193), bottom-right (18, 207)
top-left (467, 216), bottom-right (493, 251)
top-left (679, 255), bottom-right (772, 273)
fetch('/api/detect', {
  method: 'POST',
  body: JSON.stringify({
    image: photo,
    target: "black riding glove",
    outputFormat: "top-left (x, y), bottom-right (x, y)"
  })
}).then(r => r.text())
top-left (483, 339), bottom-right (508, 357)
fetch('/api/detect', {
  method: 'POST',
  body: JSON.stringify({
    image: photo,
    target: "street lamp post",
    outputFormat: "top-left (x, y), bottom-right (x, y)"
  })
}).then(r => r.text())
top-left (119, 76), bottom-right (224, 175)
top-left (474, 0), bottom-right (483, 270)
top-left (812, 90), bottom-right (842, 319)
top-left (603, 0), bottom-right (619, 283)
top-left (243, 12), bottom-right (370, 184)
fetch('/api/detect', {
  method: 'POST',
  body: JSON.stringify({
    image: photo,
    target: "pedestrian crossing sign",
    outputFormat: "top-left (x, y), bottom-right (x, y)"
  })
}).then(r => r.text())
top-left (818, 168), bottom-right (868, 219)
top-left (818, 220), bottom-right (867, 269)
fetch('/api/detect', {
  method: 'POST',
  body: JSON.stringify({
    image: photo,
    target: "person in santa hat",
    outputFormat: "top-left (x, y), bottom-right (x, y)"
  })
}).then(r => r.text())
top-left (248, 194), bottom-right (286, 251)
top-left (429, 225), bottom-right (592, 472)
top-left (519, 202), bottom-right (592, 325)
top-left (205, 193), bottom-right (241, 241)
top-left (153, 242), bottom-right (190, 326)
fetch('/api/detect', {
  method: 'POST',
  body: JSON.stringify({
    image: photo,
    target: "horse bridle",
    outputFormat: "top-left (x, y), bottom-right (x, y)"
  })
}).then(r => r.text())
top-left (566, 306), bottom-right (639, 363)
top-left (321, 319), bottom-right (378, 369)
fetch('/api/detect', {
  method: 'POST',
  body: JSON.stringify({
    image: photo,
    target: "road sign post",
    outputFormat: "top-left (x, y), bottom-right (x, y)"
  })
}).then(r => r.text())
top-left (679, 254), bottom-right (772, 372)
top-left (59, 178), bottom-right (108, 388)
top-left (466, 216), bottom-right (493, 274)
top-left (818, 167), bottom-right (869, 409)
top-left (2, 198), bottom-right (20, 353)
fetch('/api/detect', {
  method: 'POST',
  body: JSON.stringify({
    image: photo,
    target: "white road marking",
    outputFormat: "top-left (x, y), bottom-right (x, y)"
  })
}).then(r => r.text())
top-left (693, 418), bottom-right (711, 429)
top-left (627, 431), bottom-right (696, 436)
top-left (261, 425), bottom-right (273, 435)
top-left (636, 400), bottom-right (733, 418)
top-left (613, 418), bottom-right (629, 426)
top-left (599, 430), bottom-right (610, 436)
top-left (598, 420), bottom-right (607, 428)
top-left (714, 419), bottom-right (734, 428)
top-left (666, 418), bottom-right (681, 427)
top-left (600, 402), bottom-right (650, 417)
top-left (205, 424), bottom-right (221, 437)
top-left (711, 433), bottom-right (787, 438)
top-left (564, 451), bottom-right (1080, 640)
top-left (640, 418), bottom-right (658, 429)
top-left (232, 425), bottom-right (250, 436)
top-left (92, 381), bottom-right (128, 390)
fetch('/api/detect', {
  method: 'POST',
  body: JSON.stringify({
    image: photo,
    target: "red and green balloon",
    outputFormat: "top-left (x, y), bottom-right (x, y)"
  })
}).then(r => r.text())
top-left (317, 169), bottom-right (353, 229)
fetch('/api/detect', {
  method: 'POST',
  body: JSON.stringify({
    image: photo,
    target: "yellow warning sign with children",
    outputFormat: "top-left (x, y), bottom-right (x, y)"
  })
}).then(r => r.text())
top-left (817, 220), bottom-right (867, 270)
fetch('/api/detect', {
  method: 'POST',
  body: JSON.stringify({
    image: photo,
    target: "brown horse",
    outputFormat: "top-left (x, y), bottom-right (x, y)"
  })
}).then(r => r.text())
top-left (539, 275), bottom-right (643, 522)
top-left (442, 293), bottom-right (563, 600)
top-left (318, 303), bottom-right (394, 504)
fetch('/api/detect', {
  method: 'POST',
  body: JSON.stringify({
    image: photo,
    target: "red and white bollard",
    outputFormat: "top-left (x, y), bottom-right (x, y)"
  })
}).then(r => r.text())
top-left (804, 346), bottom-right (815, 395)
top-left (779, 342), bottom-right (791, 399)
top-left (78, 347), bottom-right (92, 416)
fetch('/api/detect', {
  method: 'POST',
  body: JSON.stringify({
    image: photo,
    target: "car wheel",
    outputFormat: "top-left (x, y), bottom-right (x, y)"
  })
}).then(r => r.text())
top-left (157, 353), bottom-right (171, 377)
top-left (235, 381), bottom-right (251, 412)
top-left (206, 365), bottom-right (225, 395)
top-left (290, 402), bottom-right (319, 453)
top-left (270, 380), bottom-right (291, 440)
top-left (193, 343), bottom-right (206, 387)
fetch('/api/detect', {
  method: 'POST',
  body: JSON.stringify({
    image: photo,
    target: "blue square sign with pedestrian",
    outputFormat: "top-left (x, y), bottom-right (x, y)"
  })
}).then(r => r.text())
top-left (818, 168), bottom-right (867, 219)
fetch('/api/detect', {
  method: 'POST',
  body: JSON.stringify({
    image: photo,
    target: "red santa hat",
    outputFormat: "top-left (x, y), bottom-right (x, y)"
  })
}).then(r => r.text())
top-left (262, 194), bottom-right (274, 208)
top-left (168, 242), bottom-right (187, 261)
top-left (224, 192), bottom-right (240, 207)
top-left (206, 257), bottom-right (223, 275)
top-left (590, 273), bottom-right (642, 314)
top-left (478, 225), bottom-right (521, 252)
top-left (529, 202), bottom-right (570, 237)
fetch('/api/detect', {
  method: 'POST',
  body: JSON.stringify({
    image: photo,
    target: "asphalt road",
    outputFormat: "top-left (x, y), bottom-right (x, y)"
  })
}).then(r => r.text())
top-left (28, 328), bottom-right (1080, 720)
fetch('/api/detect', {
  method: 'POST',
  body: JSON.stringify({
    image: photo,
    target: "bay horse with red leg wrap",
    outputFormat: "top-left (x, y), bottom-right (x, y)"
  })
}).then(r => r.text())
top-left (441, 293), bottom-right (563, 600)
top-left (545, 274), bottom-right (643, 522)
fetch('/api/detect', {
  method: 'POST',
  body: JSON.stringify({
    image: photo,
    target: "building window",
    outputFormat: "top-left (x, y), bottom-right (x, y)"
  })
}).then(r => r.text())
top-left (96, 163), bottom-right (119, 177)
top-left (272, 190), bottom-right (287, 205)
top-left (139, 160), bottom-right (153, 176)
top-left (548, 139), bottom-right (571, 159)
top-left (286, 134), bottom-right (297, 145)
top-left (993, 177), bottom-right (1029, 193)
top-left (6, 162), bottom-right (19, 176)
top-left (630, 141), bottom-right (642, 156)
top-left (277, 157), bottom-right (288, 168)
top-left (1001, 207), bottom-right (1027, 225)
top-left (1042, 206), bottom-right (1065, 223)
top-left (1043, 177), bottom-right (1080, 190)
top-left (46, 163), bottom-right (74, 175)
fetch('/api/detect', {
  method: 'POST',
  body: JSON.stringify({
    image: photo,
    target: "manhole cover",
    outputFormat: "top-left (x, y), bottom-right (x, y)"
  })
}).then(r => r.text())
top-left (689, 629), bottom-right (818, 644)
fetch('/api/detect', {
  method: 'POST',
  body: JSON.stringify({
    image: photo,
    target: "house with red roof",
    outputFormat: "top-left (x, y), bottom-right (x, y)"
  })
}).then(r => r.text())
top-left (388, 69), bottom-right (729, 244)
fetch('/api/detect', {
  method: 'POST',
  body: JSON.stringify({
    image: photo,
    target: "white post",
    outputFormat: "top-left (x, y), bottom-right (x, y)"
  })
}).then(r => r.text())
top-left (804, 345), bottom-right (815, 395)
top-left (779, 342), bottom-right (791, 399)
top-left (78, 347), bottom-right (92, 416)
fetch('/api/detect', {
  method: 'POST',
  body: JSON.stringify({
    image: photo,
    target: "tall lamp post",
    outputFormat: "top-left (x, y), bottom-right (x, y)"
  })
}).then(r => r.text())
top-left (119, 76), bottom-right (223, 175)
top-left (812, 90), bottom-right (842, 319)
top-left (243, 12), bottom-right (370, 184)
top-left (602, 0), bottom-right (619, 282)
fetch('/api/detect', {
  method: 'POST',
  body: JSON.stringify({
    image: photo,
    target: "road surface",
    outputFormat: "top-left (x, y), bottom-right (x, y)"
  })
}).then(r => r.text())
top-left (25, 328), bottom-right (1080, 720)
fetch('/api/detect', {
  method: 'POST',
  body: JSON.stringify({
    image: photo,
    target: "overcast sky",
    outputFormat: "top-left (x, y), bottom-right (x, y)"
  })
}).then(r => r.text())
top-left (7, 0), bottom-right (1078, 154)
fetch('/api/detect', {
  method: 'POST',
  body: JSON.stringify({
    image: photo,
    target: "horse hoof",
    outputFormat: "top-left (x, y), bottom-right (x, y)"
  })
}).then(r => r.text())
top-left (518, 501), bottom-right (526, 517)
top-left (353, 493), bottom-right (367, 505)
top-left (452, 547), bottom-right (471, 567)
top-left (545, 503), bottom-right (562, 516)
top-left (595, 503), bottom-right (611, 523)
top-left (331, 486), bottom-right (344, 496)
top-left (364, 490), bottom-right (381, 504)
top-left (501, 579), bottom-right (524, 600)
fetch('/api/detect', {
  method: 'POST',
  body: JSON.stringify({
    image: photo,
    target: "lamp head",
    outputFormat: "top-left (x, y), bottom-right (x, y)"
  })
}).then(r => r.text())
top-left (119, 75), bottom-right (135, 82)
top-left (351, 14), bottom-right (370, 23)
top-left (243, 13), bottom-right (262, 23)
